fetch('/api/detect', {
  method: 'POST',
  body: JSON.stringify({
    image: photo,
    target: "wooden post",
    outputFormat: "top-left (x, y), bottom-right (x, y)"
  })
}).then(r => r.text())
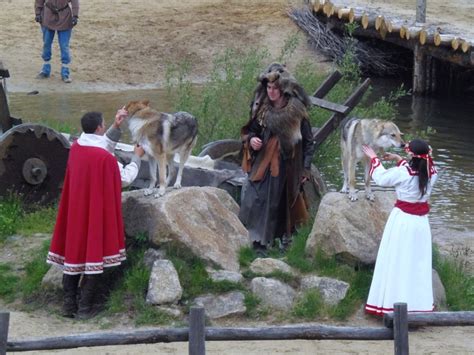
top-left (416, 0), bottom-right (426, 23)
top-left (189, 307), bottom-right (205, 355)
top-left (0, 312), bottom-right (10, 355)
top-left (393, 303), bottom-right (409, 355)
top-left (413, 43), bottom-right (427, 95)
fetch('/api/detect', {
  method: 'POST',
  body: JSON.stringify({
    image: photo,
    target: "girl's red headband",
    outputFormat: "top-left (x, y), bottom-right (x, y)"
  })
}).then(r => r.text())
top-left (405, 143), bottom-right (435, 178)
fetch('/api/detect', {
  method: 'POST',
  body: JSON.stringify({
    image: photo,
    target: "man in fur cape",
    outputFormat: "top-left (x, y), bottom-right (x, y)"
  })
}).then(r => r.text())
top-left (239, 63), bottom-right (316, 252)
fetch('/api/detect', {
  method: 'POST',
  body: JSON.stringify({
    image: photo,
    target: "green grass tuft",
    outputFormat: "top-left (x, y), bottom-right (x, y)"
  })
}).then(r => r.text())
top-left (21, 239), bottom-right (51, 299)
top-left (0, 196), bottom-right (22, 241)
top-left (0, 263), bottom-right (20, 303)
top-left (433, 246), bottom-right (474, 311)
top-left (293, 289), bottom-right (324, 319)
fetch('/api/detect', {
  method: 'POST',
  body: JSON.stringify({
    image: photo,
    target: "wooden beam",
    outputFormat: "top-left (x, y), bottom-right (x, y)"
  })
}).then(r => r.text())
top-left (0, 313), bottom-right (9, 355)
top-left (384, 311), bottom-right (474, 328)
top-left (461, 40), bottom-right (471, 53)
top-left (312, 70), bottom-right (343, 98)
top-left (189, 307), bottom-right (205, 355)
top-left (7, 324), bottom-right (393, 352)
top-left (310, 97), bottom-right (350, 114)
top-left (393, 303), bottom-right (409, 355)
top-left (416, 0), bottom-right (427, 23)
top-left (313, 78), bottom-right (371, 148)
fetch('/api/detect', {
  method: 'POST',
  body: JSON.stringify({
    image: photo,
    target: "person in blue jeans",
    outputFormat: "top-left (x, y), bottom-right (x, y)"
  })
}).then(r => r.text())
top-left (35, 0), bottom-right (79, 83)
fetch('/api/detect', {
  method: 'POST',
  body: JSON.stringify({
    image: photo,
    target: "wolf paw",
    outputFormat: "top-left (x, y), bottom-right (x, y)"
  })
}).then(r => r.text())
top-left (143, 188), bottom-right (155, 196)
top-left (154, 187), bottom-right (166, 198)
top-left (173, 182), bottom-right (182, 189)
top-left (340, 187), bottom-right (348, 194)
top-left (348, 192), bottom-right (358, 201)
top-left (366, 192), bottom-right (375, 201)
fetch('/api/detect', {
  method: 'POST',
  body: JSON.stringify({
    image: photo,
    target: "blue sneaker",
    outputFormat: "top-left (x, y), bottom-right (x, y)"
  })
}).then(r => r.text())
top-left (36, 63), bottom-right (51, 79)
top-left (61, 66), bottom-right (72, 83)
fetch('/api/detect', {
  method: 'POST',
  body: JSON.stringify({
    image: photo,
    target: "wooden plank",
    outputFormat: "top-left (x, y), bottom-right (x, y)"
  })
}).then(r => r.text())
top-left (310, 97), bottom-right (350, 114)
top-left (7, 324), bottom-right (393, 352)
top-left (393, 303), bottom-right (409, 355)
top-left (189, 307), bottom-right (206, 355)
top-left (312, 70), bottom-right (342, 98)
top-left (384, 311), bottom-right (474, 328)
top-left (313, 78), bottom-right (371, 148)
top-left (0, 313), bottom-right (10, 355)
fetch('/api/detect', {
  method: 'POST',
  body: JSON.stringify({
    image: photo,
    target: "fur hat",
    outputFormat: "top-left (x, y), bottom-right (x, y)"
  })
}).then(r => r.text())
top-left (257, 62), bottom-right (311, 108)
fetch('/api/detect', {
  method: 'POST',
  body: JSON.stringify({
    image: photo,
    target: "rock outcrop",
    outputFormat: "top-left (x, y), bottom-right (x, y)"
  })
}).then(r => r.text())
top-left (122, 186), bottom-right (249, 272)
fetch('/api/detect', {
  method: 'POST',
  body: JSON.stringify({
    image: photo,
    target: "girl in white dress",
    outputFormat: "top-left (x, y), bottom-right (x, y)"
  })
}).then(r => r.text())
top-left (362, 139), bottom-right (438, 315)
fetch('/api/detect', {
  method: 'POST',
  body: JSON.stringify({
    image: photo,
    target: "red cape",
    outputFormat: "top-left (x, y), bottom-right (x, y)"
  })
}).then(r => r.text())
top-left (47, 142), bottom-right (126, 274)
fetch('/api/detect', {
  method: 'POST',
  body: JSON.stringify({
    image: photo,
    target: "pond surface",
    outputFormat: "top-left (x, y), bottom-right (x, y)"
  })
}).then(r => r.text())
top-left (7, 81), bottom-right (474, 234)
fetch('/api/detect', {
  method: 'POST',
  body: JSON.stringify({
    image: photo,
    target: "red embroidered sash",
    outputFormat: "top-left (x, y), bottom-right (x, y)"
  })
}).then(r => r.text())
top-left (395, 199), bottom-right (430, 216)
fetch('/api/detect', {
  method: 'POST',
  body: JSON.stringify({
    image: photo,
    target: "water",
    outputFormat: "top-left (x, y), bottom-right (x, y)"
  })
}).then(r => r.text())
top-left (6, 83), bottom-right (474, 233)
top-left (7, 90), bottom-right (173, 139)
top-left (394, 92), bottom-right (474, 233)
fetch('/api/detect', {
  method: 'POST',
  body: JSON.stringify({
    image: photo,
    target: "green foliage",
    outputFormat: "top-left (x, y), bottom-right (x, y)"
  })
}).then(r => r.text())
top-left (134, 297), bottom-right (175, 326)
top-left (286, 224), bottom-right (314, 273)
top-left (244, 292), bottom-right (268, 319)
top-left (0, 263), bottom-right (20, 303)
top-left (276, 32), bottom-right (300, 64)
top-left (0, 195), bottom-right (57, 242)
top-left (433, 246), bottom-right (474, 311)
top-left (293, 289), bottom-right (324, 319)
top-left (285, 230), bottom-right (372, 320)
top-left (239, 246), bottom-right (258, 267)
top-left (165, 47), bottom-right (270, 152)
top-left (165, 243), bottom-right (243, 301)
top-left (38, 119), bottom-right (80, 136)
top-left (0, 195), bottom-right (22, 240)
top-left (21, 239), bottom-right (51, 299)
top-left (16, 206), bottom-right (57, 236)
top-left (355, 84), bottom-right (410, 120)
top-left (338, 23), bottom-right (361, 83)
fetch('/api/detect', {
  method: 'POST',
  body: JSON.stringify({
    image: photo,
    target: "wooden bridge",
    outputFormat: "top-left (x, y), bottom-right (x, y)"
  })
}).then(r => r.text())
top-left (295, 0), bottom-right (474, 95)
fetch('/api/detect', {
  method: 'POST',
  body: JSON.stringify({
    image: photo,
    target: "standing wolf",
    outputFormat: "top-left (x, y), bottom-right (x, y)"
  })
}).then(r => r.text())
top-left (340, 118), bottom-right (405, 201)
top-left (125, 100), bottom-right (198, 197)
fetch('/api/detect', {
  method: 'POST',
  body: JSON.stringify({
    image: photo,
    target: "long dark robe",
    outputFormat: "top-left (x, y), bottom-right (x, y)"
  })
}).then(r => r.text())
top-left (239, 97), bottom-right (315, 247)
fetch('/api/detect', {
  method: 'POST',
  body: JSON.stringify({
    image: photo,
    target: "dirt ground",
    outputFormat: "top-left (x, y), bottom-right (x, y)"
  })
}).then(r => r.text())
top-left (1, 0), bottom-right (474, 353)
top-left (0, 0), bottom-right (328, 93)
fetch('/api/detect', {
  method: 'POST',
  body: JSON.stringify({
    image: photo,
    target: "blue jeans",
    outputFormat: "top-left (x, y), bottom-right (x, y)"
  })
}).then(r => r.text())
top-left (41, 27), bottom-right (72, 66)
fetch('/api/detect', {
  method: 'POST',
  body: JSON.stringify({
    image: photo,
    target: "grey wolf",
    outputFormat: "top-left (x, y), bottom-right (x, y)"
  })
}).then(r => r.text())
top-left (125, 100), bottom-right (198, 197)
top-left (340, 118), bottom-right (404, 201)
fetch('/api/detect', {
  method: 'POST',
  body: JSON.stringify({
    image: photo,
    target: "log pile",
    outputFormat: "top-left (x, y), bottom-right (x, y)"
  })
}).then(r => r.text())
top-left (288, 6), bottom-right (403, 75)
top-left (306, 0), bottom-right (474, 60)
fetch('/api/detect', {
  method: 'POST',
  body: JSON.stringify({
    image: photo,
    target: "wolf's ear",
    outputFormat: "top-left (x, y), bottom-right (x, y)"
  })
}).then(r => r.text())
top-left (142, 100), bottom-right (150, 106)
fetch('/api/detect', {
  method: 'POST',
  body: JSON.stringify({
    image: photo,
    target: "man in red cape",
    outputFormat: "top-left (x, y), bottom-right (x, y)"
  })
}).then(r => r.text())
top-left (47, 108), bottom-right (144, 319)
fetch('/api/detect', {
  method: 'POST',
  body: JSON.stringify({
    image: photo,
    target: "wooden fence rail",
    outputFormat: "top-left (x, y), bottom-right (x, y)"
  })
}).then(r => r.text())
top-left (384, 310), bottom-right (474, 328)
top-left (4, 305), bottom-right (472, 354)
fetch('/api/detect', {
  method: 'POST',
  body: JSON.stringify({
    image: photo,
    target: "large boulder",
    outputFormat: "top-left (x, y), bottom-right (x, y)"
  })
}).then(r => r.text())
top-left (122, 186), bottom-right (249, 272)
top-left (305, 191), bottom-right (395, 265)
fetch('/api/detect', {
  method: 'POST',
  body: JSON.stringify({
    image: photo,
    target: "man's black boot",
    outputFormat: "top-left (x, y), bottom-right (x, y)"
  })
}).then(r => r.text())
top-left (77, 274), bottom-right (100, 320)
top-left (62, 274), bottom-right (80, 318)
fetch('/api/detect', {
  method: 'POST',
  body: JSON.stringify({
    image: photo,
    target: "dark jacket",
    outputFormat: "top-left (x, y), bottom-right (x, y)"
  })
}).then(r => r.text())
top-left (35, 0), bottom-right (79, 31)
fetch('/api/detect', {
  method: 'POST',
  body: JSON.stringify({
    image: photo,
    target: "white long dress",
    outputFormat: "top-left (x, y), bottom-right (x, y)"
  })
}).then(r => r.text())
top-left (365, 157), bottom-right (438, 315)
